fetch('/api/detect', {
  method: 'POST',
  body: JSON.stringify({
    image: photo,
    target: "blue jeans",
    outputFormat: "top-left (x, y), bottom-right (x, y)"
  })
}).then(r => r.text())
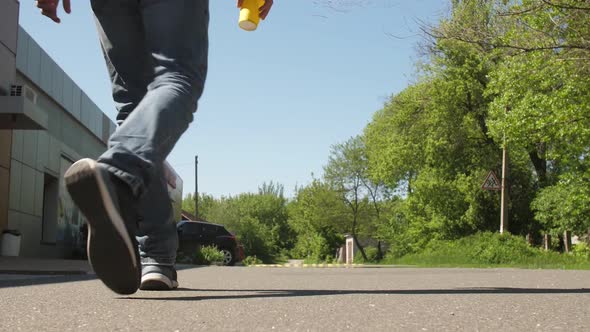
top-left (90, 0), bottom-right (209, 266)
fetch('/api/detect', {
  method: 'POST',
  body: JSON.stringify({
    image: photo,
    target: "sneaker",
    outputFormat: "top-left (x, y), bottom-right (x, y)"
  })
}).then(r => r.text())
top-left (140, 265), bottom-right (179, 290)
top-left (64, 158), bottom-right (141, 295)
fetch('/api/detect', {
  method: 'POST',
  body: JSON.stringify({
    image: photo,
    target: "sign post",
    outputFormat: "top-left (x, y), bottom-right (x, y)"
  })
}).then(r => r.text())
top-left (195, 156), bottom-right (200, 220)
top-left (481, 171), bottom-right (501, 191)
top-left (500, 146), bottom-right (509, 234)
top-left (482, 169), bottom-right (509, 233)
top-left (482, 106), bottom-right (511, 233)
top-left (499, 106), bottom-right (510, 234)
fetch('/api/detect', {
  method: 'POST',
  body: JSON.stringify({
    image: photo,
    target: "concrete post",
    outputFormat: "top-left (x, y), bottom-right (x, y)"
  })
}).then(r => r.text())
top-left (544, 234), bottom-right (551, 251)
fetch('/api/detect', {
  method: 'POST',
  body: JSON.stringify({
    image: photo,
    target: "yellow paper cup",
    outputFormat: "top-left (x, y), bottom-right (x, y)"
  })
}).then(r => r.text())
top-left (239, 0), bottom-right (264, 31)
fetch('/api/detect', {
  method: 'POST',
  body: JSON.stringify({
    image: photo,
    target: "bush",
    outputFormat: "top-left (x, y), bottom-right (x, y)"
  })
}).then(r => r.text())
top-left (242, 255), bottom-right (263, 266)
top-left (442, 232), bottom-right (534, 264)
top-left (573, 242), bottom-right (590, 259)
top-left (176, 251), bottom-right (194, 264)
top-left (326, 255), bottom-right (339, 264)
top-left (456, 232), bottom-right (537, 264)
top-left (354, 246), bottom-right (380, 264)
top-left (178, 246), bottom-right (224, 265)
top-left (383, 232), bottom-right (535, 265)
top-left (383, 232), bottom-right (590, 268)
top-left (201, 245), bottom-right (224, 264)
top-left (293, 232), bottom-right (331, 264)
top-left (233, 217), bottom-right (277, 263)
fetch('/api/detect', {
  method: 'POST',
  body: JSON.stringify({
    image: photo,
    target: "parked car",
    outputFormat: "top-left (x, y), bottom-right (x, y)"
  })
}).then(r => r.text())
top-left (176, 220), bottom-right (245, 266)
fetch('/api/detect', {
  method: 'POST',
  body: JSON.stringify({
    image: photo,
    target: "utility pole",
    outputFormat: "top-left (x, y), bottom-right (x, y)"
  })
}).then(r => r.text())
top-left (195, 156), bottom-right (199, 220)
top-left (500, 107), bottom-right (510, 234)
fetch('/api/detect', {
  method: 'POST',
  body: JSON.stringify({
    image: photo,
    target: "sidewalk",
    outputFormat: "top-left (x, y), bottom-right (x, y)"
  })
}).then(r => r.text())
top-left (0, 257), bottom-right (93, 275)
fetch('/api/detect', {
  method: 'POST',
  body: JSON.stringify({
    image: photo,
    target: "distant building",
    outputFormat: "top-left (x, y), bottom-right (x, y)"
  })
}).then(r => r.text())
top-left (180, 210), bottom-right (209, 223)
top-left (0, 1), bottom-right (182, 258)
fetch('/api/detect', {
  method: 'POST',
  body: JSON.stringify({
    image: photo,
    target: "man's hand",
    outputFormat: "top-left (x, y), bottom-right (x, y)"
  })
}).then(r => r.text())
top-left (237, 0), bottom-right (274, 20)
top-left (36, 0), bottom-right (71, 24)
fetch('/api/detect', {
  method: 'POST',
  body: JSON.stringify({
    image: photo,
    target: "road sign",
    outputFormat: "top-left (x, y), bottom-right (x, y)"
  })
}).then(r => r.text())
top-left (481, 171), bottom-right (501, 191)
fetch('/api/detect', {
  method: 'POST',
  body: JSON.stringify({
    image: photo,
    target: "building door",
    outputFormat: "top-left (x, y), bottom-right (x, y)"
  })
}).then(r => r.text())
top-left (57, 157), bottom-right (86, 253)
top-left (41, 173), bottom-right (58, 244)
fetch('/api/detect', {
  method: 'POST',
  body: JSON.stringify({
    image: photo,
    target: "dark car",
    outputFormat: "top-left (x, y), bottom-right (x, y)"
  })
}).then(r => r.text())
top-left (176, 220), bottom-right (245, 266)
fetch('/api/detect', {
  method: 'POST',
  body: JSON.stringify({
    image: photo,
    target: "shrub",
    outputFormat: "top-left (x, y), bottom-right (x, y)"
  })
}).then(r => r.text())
top-left (177, 248), bottom-right (209, 265)
top-left (192, 249), bottom-right (209, 265)
top-left (456, 232), bottom-right (537, 264)
top-left (242, 255), bottom-right (263, 266)
top-left (175, 246), bottom-right (224, 265)
top-left (383, 232), bottom-right (590, 269)
top-left (385, 232), bottom-right (538, 265)
top-left (354, 246), bottom-right (380, 264)
top-left (201, 245), bottom-right (224, 264)
top-left (176, 251), bottom-right (194, 264)
top-left (233, 217), bottom-right (277, 263)
top-left (573, 242), bottom-right (590, 259)
top-left (294, 232), bottom-right (332, 264)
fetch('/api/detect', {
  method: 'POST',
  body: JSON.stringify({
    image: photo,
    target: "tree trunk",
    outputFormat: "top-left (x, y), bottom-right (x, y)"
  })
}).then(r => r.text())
top-left (526, 233), bottom-right (533, 246)
top-left (528, 143), bottom-right (548, 187)
top-left (349, 185), bottom-right (368, 262)
top-left (544, 234), bottom-right (551, 251)
top-left (376, 240), bottom-right (383, 260)
top-left (564, 230), bottom-right (572, 253)
top-left (351, 211), bottom-right (368, 261)
top-left (353, 234), bottom-right (368, 262)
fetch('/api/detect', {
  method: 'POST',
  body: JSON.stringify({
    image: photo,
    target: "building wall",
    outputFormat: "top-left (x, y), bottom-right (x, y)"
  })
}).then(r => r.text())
top-left (0, 0), bottom-right (19, 236)
top-left (0, 0), bottom-right (18, 95)
top-left (0, 131), bottom-right (11, 235)
top-left (6, 27), bottom-right (116, 258)
top-left (2, 25), bottom-right (182, 259)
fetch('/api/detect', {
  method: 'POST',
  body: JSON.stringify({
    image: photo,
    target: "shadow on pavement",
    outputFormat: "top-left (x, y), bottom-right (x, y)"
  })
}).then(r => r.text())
top-left (0, 274), bottom-right (97, 289)
top-left (0, 265), bottom-right (207, 289)
top-left (124, 287), bottom-right (590, 301)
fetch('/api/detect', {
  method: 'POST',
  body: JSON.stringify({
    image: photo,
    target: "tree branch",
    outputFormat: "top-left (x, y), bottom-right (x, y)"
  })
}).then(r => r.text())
top-left (427, 26), bottom-right (590, 52)
top-left (541, 0), bottom-right (590, 11)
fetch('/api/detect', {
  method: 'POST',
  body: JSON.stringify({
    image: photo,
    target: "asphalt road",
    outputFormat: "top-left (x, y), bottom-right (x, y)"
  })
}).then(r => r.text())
top-left (2, 266), bottom-right (590, 331)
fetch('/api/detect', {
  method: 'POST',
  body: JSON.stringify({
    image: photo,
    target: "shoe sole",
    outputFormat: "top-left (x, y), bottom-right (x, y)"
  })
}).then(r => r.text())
top-left (140, 273), bottom-right (179, 291)
top-left (64, 158), bottom-right (140, 295)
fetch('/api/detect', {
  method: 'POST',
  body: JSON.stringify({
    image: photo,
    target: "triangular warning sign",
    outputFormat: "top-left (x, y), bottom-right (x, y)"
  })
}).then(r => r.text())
top-left (481, 171), bottom-right (501, 191)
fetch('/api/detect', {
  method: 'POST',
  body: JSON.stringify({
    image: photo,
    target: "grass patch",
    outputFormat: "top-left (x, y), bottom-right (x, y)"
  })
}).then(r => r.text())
top-left (383, 232), bottom-right (590, 270)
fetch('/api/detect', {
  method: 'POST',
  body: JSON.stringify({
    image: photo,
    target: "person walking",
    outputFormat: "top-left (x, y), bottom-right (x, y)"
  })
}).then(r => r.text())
top-left (35, 0), bottom-right (273, 295)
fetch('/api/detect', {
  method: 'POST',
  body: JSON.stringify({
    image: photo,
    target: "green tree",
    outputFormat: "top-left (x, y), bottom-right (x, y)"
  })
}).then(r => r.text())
top-left (288, 179), bottom-right (347, 260)
top-left (202, 183), bottom-right (292, 262)
top-left (461, 0), bottom-right (590, 234)
top-left (324, 136), bottom-right (385, 261)
top-left (532, 172), bottom-right (590, 237)
top-left (364, 83), bottom-right (430, 192)
top-left (430, 0), bottom-right (590, 56)
top-left (182, 192), bottom-right (215, 220)
top-left (363, 8), bottom-right (542, 248)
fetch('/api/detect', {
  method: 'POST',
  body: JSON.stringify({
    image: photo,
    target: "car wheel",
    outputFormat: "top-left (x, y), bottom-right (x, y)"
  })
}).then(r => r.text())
top-left (220, 248), bottom-right (235, 266)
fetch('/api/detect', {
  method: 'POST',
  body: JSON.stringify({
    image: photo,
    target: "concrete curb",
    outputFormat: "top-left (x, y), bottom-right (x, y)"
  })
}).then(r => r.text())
top-left (249, 264), bottom-right (365, 268)
top-left (0, 269), bottom-right (92, 275)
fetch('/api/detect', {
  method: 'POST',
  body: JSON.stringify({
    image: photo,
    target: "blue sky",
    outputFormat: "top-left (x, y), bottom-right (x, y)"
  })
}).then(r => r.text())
top-left (18, 0), bottom-right (449, 198)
